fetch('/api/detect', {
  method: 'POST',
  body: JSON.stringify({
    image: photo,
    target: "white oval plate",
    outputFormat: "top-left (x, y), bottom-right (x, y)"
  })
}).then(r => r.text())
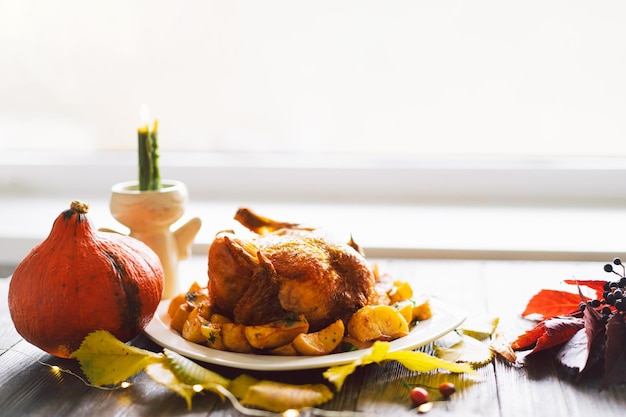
top-left (144, 298), bottom-right (466, 371)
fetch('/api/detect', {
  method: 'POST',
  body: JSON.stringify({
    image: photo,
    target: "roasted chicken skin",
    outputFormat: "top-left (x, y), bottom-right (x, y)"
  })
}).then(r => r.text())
top-left (207, 208), bottom-right (377, 331)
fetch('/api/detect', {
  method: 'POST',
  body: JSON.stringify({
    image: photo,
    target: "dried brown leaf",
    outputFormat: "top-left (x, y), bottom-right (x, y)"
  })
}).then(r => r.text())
top-left (490, 330), bottom-right (517, 364)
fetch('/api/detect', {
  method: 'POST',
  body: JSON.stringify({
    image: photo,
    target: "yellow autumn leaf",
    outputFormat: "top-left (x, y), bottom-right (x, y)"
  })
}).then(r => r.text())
top-left (434, 333), bottom-right (494, 366)
top-left (458, 316), bottom-right (500, 340)
top-left (240, 380), bottom-right (334, 413)
top-left (385, 349), bottom-right (479, 372)
top-left (322, 361), bottom-right (360, 392)
top-left (323, 341), bottom-right (475, 391)
top-left (228, 374), bottom-right (334, 413)
top-left (145, 362), bottom-right (197, 410)
top-left (70, 330), bottom-right (163, 386)
top-left (229, 374), bottom-right (260, 399)
top-left (163, 348), bottom-right (230, 389)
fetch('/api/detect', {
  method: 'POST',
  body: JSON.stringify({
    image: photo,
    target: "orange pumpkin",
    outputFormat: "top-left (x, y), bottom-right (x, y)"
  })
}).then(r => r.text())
top-left (8, 200), bottom-right (164, 358)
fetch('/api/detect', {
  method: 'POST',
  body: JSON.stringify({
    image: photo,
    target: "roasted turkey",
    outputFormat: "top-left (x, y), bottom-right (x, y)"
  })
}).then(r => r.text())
top-left (207, 208), bottom-right (378, 331)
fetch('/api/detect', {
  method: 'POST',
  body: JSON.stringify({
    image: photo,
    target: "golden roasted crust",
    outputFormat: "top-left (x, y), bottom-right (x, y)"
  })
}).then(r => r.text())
top-left (208, 227), bottom-right (376, 331)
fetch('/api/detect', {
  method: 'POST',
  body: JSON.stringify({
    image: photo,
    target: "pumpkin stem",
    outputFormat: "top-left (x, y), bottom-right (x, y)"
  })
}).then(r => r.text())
top-left (70, 200), bottom-right (90, 214)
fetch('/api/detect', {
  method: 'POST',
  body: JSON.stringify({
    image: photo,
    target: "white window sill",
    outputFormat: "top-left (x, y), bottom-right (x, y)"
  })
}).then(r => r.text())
top-left (3, 152), bottom-right (626, 266)
top-left (2, 196), bottom-right (623, 267)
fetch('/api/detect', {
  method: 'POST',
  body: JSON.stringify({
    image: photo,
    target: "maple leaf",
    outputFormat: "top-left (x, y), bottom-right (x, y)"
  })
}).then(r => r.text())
top-left (510, 316), bottom-right (584, 352)
top-left (521, 289), bottom-right (583, 319)
top-left (555, 327), bottom-right (589, 373)
top-left (555, 311), bottom-right (606, 379)
top-left (563, 279), bottom-right (606, 300)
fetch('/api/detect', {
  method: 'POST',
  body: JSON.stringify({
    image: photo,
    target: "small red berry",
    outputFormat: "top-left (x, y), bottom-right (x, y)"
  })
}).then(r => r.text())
top-left (410, 387), bottom-right (430, 406)
top-left (438, 382), bottom-right (456, 397)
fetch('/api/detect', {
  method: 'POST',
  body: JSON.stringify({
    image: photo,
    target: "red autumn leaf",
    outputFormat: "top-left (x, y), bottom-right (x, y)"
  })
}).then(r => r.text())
top-left (511, 316), bottom-right (585, 352)
top-left (556, 303), bottom-right (605, 376)
top-left (603, 313), bottom-right (626, 387)
top-left (521, 289), bottom-right (583, 319)
top-left (563, 279), bottom-right (606, 300)
top-left (556, 327), bottom-right (589, 372)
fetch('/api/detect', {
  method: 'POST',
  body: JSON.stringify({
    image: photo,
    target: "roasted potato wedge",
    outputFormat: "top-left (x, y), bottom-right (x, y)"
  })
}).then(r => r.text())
top-left (411, 296), bottom-right (432, 321)
top-left (167, 293), bottom-right (188, 318)
top-left (245, 315), bottom-right (309, 349)
top-left (269, 342), bottom-right (299, 356)
top-left (185, 281), bottom-right (211, 308)
top-left (347, 305), bottom-right (409, 342)
top-left (182, 305), bottom-right (209, 344)
top-left (201, 322), bottom-right (226, 350)
top-left (388, 280), bottom-right (413, 304)
top-left (222, 323), bottom-right (253, 353)
top-left (341, 335), bottom-right (374, 351)
top-left (170, 303), bottom-right (193, 334)
top-left (292, 319), bottom-right (345, 355)
top-left (393, 302), bottom-right (414, 324)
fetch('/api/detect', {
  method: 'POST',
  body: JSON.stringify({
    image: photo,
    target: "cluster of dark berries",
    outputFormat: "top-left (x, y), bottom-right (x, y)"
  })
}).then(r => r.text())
top-left (579, 257), bottom-right (626, 320)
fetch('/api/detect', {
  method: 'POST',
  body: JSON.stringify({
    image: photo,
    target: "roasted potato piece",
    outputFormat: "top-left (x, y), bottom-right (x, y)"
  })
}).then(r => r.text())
top-left (347, 305), bottom-right (409, 342)
top-left (388, 280), bottom-right (413, 304)
top-left (393, 302), bottom-right (414, 324)
top-left (182, 305), bottom-right (209, 344)
top-left (292, 319), bottom-right (345, 355)
top-left (167, 293), bottom-right (188, 318)
top-left (341, 335), bottom-right (374, 351)
top-left (269, 342), bottom-right (299, 356)
top-left (185, 281), bottom-right (211, 308)
top-left (222, 323), bottom-right (253, 353)
top-left (245, 315), bottom-right (309, 349)
top-left (170, 304), bottom-right (193, 333)
top-left (201, 322), bottom-right (226, 350)
top-left (411, 297), bottom-right (432, 321)
top-left (392, 297), bottom-right (432, 324)
top-left (197, 302), bottom-right (212, 321)
top-left (186, 281), bottom-right (203, 293)
top-left (210, 313), bottom-right (233, 325)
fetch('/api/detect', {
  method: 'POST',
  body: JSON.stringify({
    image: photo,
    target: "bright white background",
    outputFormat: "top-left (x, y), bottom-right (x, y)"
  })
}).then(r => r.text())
top-left (2, 1), bottom-right (626, 267)
top-left (1, 1), bottom-right (625, 157)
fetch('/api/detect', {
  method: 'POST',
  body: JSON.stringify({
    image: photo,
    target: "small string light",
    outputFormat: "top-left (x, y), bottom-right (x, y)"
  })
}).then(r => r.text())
top-left (1, 347), bottom-right (128, 391)
top-left (192, 384), bottom-right (203, 393)
top-left (283, 409), bottom-right (300, 417)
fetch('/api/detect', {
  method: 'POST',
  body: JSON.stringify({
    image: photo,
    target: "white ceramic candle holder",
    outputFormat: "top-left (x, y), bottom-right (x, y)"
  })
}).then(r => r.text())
top-left (109, 180), bottom-right (201, 299)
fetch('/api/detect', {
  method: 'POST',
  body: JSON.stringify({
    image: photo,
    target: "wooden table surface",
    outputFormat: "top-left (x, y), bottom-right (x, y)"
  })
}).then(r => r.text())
top-left (1, 257), bottom-right (625, 417)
